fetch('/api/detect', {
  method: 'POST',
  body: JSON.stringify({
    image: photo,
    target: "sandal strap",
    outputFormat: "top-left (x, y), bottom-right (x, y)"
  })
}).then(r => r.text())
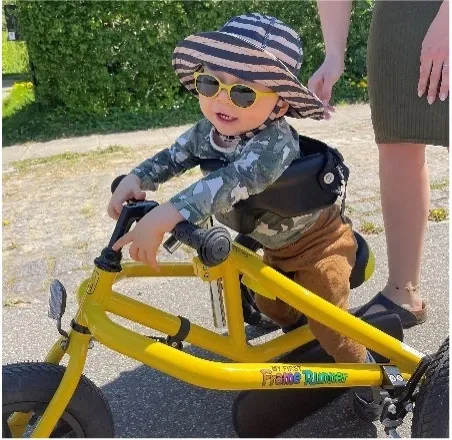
top-left (355, 292), bottom-right (427, 329)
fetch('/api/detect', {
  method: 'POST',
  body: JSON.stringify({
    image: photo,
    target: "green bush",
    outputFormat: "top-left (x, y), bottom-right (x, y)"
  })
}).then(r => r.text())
top-left (16, 0), bottom-right (372, 115)
top-left (2, 80), bottom-right (34, 117)
top-left (2, 31), bottom-right (29, 74)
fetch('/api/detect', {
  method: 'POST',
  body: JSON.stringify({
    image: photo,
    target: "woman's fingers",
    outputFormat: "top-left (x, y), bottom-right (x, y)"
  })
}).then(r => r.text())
top-left (427, 58), bottom-right (444, 104)
top-left (307, 70), bottom-right (323, 99)
top-left (418, 56), bottom-right (433, 97)
top-left (439, 62), bottom-right (449, 101)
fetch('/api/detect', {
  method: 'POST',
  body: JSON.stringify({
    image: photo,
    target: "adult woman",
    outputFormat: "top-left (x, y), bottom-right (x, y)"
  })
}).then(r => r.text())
top-left (308, 0), bottom-right (449, 328)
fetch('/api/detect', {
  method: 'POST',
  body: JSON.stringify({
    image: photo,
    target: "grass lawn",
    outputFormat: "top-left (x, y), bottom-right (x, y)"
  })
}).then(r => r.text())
top-left (2, 31), bottom-right (29, 75)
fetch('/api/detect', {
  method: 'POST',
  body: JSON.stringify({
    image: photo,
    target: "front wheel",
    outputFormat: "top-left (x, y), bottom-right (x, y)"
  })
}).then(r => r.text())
top-left (411, 337), bottom-right (449, 438)
top-left (3, 362), bottom-right (114, 438)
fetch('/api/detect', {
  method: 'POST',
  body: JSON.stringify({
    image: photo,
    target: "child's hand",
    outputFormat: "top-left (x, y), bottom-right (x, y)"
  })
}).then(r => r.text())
top-left (108, 174), bottom-right (146, 219)
top-left (112, 203), bottom-right (185, 271)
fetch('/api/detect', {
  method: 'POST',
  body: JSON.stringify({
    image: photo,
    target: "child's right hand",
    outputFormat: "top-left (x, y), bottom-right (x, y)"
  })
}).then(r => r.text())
top-left (107, 174), bottom-right (146, 219)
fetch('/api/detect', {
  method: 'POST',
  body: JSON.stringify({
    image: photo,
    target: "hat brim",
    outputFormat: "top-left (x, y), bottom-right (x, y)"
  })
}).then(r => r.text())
top-left (172, 31), bottom-right (324, 120)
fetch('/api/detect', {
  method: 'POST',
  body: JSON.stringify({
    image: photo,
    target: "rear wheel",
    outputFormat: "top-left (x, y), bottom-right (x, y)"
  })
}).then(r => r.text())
top-left (3, 362), bottom-right (114, 438)
top-left (411, 337), bottom-right (449, 438)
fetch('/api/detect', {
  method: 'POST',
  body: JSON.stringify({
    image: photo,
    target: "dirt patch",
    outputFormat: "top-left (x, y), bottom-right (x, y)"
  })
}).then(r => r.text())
top-left (3, 105), bottom-right (448, 302)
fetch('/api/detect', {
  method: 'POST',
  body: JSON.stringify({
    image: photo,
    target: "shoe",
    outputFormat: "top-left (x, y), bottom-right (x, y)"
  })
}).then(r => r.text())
top-left (352, 388), bottom-right (383, 422)
top-left (281, 313), bottom-right (308, 333)
top-left (352, 351), bottom-right (383, 422)
top-left (354, 292), bottom-right (427, 329)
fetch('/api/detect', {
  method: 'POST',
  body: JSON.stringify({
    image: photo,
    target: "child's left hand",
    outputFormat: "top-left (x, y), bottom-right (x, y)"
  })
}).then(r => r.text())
top-left (112, 203), bottom-right (184, 271)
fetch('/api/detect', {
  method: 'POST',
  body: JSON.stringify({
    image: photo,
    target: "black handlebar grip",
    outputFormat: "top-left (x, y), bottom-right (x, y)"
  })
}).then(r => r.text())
top-left (111, 174), bottom-right (127, 194)
top-left (172, 222), bottom-right (232, 267)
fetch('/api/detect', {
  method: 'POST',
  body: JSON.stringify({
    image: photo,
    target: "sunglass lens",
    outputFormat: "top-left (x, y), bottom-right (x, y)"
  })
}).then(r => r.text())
top-left (230, 85), bottom-right (257, 108)
top-left (196, 74), bottom-right (219, 97)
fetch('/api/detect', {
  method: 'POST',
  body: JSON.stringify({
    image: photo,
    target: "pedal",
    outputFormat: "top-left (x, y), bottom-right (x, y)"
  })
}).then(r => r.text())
top-left (232, 311), bottom-right (404, 438)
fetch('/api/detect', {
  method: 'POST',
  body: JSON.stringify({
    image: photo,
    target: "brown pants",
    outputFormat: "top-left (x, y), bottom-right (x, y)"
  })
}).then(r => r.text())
top-left (255, 205), bottom-right (367, 363)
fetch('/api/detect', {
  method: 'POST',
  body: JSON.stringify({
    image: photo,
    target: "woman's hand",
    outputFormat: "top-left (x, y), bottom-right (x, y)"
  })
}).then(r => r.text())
top-left (112, 202), bottom-right (184, 271)
top-left (418, 1), bottom-right (449, 104)
top-left (308, 54), bottom-right (344, 119)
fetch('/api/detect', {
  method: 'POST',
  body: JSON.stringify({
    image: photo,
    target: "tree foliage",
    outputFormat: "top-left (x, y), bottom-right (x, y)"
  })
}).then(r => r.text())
top-left (16, 0), bottom-right (373, 114)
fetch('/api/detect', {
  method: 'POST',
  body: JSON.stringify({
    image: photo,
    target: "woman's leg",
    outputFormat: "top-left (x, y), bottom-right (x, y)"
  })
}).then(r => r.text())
top-left (364, 142), bottom-right (428, 315)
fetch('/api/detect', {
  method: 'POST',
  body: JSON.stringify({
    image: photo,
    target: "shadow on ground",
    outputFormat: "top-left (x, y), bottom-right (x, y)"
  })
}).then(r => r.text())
top-left (2, 100), bottom-right (202, 147)
top-left (100, 332), bottom-right (378, 438)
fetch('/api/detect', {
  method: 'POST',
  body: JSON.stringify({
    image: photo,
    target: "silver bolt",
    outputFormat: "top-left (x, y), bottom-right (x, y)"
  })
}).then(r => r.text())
top-left (405, 402), bottom-right (413, 412)
top-left (60, 339), bottom-right (68, 350)
top-left (324, 172), bottom-right (335, 184)
top-left (396, 374), bottom-right (404, 381)
top-left (388, 404), bottom-right (397, 414)
top-left (389, 374), bottom-right (397, 382)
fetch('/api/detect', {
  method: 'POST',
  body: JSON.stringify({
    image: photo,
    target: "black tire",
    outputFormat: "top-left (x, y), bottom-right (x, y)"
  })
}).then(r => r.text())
top-left (411, 337), bottom-right (449, 438)
top-left (3, 362), bottom-right (114, 438)
top-left (235, 234), bottom-right (278, 329)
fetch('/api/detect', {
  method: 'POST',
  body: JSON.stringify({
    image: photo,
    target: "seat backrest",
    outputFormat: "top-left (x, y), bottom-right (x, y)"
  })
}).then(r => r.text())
top-left (200, 134), bottom-right (348, 234)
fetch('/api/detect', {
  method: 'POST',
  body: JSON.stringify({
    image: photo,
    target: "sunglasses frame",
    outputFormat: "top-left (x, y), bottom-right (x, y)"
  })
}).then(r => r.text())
top-left (193, 72), bottom-right (276, 109)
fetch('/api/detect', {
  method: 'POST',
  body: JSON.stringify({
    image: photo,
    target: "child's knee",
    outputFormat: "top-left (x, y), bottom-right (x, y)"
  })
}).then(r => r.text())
top-left (295, 258), bottom-right (351, 309)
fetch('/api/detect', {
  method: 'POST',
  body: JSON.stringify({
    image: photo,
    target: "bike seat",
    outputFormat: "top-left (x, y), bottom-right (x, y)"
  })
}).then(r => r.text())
top-left (350, 231), bottom-right (374, 289)
top-left (199, 134), bottom-right (348, 234)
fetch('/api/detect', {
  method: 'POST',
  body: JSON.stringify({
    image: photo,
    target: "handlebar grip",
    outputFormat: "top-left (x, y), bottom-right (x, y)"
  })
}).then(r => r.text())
top-left (110, 176), bottom-right (231, 266)
top-left (172, 222), bottom-right (232, 267)
top-left (111, 174), bottom-right (127, 194)
top-left (163, 234), bottom-right (182, 254)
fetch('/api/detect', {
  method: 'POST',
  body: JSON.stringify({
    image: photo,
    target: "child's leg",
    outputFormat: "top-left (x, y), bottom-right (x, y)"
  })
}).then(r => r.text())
top-left (293, 250), bottom-right (367, 363)
top-left (255, 205), bottom-right (367, 363)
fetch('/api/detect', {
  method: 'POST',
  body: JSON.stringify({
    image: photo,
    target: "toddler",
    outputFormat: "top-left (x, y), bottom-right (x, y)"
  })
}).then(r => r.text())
top-left (110, 13), bottom-right (367, 364)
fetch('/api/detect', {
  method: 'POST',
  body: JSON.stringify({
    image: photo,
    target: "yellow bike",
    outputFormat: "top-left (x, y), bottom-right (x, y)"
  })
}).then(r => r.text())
top-left (3, 136), bottom-right (449, 438)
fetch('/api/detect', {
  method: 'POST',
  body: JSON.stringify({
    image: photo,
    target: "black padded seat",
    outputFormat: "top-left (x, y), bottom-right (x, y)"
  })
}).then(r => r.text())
top-left (350, 231), bottom-right (372, 289)
top-left (200, 134), bottom-right (347, 234)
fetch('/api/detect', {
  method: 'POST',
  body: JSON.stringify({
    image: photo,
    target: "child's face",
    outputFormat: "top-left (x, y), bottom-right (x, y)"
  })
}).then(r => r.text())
top-left (198, 68), bottom-right (284, 136)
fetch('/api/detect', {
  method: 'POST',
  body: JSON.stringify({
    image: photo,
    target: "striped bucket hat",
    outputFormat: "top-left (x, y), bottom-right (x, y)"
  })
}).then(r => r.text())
top-left (172, 13), bottom-right (324, 121)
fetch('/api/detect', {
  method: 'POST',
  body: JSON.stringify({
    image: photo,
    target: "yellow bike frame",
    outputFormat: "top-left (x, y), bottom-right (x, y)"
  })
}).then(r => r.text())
top-left (11, 242), bottom-right (424, 438)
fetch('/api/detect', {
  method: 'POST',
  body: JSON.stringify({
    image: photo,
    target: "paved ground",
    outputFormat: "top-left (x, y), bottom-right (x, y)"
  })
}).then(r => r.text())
top-left (2, 77), bottom-right (22, 99)
top-left (2, 104), bottom-right (449, 437)
top-left (2, 78), bottom-right (14, 97)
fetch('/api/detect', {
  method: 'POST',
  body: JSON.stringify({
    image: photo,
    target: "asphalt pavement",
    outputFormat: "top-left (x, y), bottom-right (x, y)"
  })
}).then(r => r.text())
top-left (2, 100), bottom-right (449, 437)
top-left (2, 221), bottom-right (448, 438)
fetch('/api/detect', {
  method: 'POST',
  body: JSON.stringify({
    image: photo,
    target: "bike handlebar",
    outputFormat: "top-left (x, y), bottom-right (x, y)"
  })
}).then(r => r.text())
top-left (110, 175), bottom-right (232, 267)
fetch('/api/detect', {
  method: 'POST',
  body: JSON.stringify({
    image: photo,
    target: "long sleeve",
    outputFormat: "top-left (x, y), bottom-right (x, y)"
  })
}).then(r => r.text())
top-left (170, 120), bottom-right (299, 224)
top-left (130, 122), bottom-right (205, 191)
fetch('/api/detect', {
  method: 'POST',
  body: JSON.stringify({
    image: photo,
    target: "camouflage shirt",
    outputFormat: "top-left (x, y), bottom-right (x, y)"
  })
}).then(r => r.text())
top-left (131, 118), bottom-right (322, 249)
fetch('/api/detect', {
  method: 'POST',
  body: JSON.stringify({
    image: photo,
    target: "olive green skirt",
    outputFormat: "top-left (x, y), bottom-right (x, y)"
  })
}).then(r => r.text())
top-left (367, 1), bottom-right (449, 146)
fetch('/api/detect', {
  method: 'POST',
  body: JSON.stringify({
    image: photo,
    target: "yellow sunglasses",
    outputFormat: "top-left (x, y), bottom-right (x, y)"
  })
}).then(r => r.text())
top-left (193, 72), bottom-right (276, 109)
